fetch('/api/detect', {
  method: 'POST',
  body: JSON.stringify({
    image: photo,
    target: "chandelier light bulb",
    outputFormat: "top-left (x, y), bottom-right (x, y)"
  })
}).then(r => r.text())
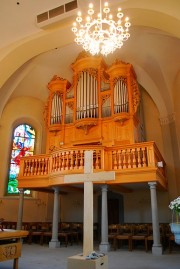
top-left (72, 1), bottom-right (131, 56)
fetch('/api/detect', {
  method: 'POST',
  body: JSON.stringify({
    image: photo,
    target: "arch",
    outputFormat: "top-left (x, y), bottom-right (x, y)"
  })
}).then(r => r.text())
top-left (134, 64), bottom-right (168, 118)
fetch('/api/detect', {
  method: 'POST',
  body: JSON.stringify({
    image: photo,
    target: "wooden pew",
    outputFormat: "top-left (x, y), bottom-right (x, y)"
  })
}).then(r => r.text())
top-left (0, 229), bottom-right (29, 269)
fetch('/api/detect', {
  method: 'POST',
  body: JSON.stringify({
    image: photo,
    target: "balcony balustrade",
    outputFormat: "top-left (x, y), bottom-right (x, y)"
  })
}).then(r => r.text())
top-left (18, 141), bottom-right (167, 190)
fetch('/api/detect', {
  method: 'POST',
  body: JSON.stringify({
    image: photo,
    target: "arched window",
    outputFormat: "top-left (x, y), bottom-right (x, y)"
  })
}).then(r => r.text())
top-left (7, 124), bottom-right (36, 195)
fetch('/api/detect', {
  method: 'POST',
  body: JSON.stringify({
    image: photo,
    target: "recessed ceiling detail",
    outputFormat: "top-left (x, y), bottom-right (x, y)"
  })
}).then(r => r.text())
top-left (36, 0), bottom-right (78, 28)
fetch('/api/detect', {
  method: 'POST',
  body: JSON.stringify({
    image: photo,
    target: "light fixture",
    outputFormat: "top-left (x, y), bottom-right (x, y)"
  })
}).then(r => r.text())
top-left (72, 0), bottom-right (131, 56)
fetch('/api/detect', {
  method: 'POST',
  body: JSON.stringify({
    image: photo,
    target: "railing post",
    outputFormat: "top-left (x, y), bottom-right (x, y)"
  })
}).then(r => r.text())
top-left (146, 143), bottom-right (155, 167)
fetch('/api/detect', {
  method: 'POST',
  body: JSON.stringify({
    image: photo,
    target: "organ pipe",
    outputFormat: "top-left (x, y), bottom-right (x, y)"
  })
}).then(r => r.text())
top-left (114, 78), bottom-right (129, 114)
top-left (50, 93), bottom-right (62, 125)
top-left (76, 71), bottom-right (98, 120)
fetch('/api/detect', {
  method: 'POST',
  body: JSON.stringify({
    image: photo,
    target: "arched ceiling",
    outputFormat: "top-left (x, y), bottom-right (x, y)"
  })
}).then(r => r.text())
top-left (0, 0), bottom-right (180, 118)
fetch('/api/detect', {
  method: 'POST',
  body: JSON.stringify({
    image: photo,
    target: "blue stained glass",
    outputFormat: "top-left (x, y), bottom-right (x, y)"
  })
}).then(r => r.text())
top-left (7, 124), bottom-right (36, 194)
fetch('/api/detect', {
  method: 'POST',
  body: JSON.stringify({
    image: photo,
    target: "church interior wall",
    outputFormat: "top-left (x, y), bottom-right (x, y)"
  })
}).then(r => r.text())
top-left (124, 190), bottom-right (171, 224)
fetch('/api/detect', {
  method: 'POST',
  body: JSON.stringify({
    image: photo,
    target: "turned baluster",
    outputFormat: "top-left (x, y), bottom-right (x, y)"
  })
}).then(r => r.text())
top-left (113, 150), bottom-right (118, 170)
top-left (24, 160), bottom-right (28, 176)
top-left (117, 150), bottom-right (120, 169)
top-left (28, 160), bottom-right (32, 175)
top-left (65, 151), bottom-right (70, 170)
top-left (127, 149), bottom-right (132, 168)
top-left (122, 150), bottom-right (126, 169)
top-left (45, 158), bottom-right (48, 174)
top-left (56, 154), bottom-right (59, 171)
top-left (37, 159), bottom-right (41, 175)
top-left (70, 151), bottom-right (74, 170)
top-left (31, 159), bottom-right (35, 175)
top-left (74, 151), bottom-right (78, 169)
top-left (94, 150), bottom-right (99, 169)
top-left (79, 150), bottom-right (84, 169)
top-left (33, 159), bottom-right (37, 175)
top-left (132, 149), bottom-right (137, 168)
top-left (41, 158), bottom-right (45, 175)
top-left (142, 147), bottom-right (147, 167)
top-left (59, 152), bottom-right (62, 170)
top-left (55, 153), bottom-right (58, 171)
top-left (137, 148), bottom-right (142, 167)
top-left (62, 152), bottom-right (65, 170)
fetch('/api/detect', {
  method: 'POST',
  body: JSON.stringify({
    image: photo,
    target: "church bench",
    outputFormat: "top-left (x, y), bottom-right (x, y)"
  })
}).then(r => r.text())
top-left (0, 229), bottom-right (28, 269)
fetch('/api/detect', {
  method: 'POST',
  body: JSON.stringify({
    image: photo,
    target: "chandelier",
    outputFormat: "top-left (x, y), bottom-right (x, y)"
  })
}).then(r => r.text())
top-left (72, 1), bottom-right (131, 56)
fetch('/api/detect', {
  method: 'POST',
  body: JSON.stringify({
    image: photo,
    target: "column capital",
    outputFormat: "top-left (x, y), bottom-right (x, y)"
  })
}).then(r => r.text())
top-left (52, 187), bottom-right (60, 193)
top-left (101, 184), bottom-right (108, 192)
top-left (18, 188), bottom-right (24, 194)
top-left (148, 182), bottom-right (157, 189)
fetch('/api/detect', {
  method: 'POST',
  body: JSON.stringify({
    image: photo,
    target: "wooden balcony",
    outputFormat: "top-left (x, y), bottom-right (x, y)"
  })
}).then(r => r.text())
top-left (18, 141), bottom-right (167, 191)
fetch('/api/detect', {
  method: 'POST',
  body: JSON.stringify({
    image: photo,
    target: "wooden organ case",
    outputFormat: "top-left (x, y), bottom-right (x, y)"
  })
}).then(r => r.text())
top-left (45, 52), bottom-right (141, 153)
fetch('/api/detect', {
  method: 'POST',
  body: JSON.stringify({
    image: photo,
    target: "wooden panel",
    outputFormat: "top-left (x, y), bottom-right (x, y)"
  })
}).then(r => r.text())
top-left (0, 242), bottom-right (21, 262)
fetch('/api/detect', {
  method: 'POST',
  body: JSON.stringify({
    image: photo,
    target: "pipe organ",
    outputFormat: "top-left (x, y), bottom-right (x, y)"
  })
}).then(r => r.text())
top-left (45, 52), bottom-right (141, 153)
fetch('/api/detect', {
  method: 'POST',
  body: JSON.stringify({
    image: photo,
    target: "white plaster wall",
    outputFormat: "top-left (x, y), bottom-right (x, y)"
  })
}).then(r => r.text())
top-left (0, 96), bottom-right (47, 222)
top-left (60, 192), bottom-right (98, 223)
top-left (141, 89), bottom-right (164, 155)
top-left (124, 190), bottom-right (171, 224)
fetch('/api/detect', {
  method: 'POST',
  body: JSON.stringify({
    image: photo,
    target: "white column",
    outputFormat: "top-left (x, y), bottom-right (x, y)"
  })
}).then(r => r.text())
top-left (99, 184), bottom-right (110, 252)
top-left (49, 187), bottom-right (60, 248)
top-left (148, 182), bottom-right (162, 255)
top-left (17, 188), bottom-right (24, 230)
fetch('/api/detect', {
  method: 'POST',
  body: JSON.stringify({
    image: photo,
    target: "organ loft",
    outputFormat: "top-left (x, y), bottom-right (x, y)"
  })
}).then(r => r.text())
top-left (44, 51), bottom-right (141, 152)
top-left (18, 52), bottom-right (166, 193)
top-left (17, 52), bottom-right (166, 257)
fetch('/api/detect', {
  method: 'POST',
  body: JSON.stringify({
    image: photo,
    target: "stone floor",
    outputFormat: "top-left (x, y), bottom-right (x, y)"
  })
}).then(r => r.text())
top-left (0, 243), bottom-right (180, 269)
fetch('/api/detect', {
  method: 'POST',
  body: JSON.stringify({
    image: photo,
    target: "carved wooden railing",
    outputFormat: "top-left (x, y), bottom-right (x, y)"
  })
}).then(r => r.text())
top-left (19, 142), bottom-right (166, 180)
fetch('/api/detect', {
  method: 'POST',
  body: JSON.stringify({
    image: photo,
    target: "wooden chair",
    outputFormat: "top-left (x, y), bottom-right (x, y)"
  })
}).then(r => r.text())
top-left (108, 224), bottom-right (119, 250)
top-left (115, 224), bottom-right (133, 251)
top-left (28, 222), bottom-right (43, 245)
top-left (131, 224), bottom-right (148, 251)
top-left (58, 222), bottom-right (74, 247)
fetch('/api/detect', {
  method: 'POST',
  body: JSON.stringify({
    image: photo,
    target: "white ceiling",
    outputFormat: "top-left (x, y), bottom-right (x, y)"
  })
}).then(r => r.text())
top-left (0, 0), bottom-right (180, 119)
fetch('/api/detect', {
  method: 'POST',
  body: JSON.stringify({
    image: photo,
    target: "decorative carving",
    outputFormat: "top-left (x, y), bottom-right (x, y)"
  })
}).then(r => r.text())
top-left (112, 76), bottom-right (127, 88)
top-left (73, 51), bottom-right (92, 63)
top-left (77, 68), bottom-right (98, 80)
top-left (66, 101), bottom-right (74, 110)
top-left (131, 78), bottom-right (140, 113)
top-left (3, 245), bottom-right (17, 258)
top-left (114, 112), bottom-right (130, 126)
top-left (101, 93), bottom-right (111, 105)
top-left (49, 145), bottom-right (60, 152)
top-left (75, 119), bottom-right (98, 135)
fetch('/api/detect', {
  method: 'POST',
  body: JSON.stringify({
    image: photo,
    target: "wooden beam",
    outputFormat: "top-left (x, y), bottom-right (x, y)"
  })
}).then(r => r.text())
top-left (109, 185), bottom-right (133, 193)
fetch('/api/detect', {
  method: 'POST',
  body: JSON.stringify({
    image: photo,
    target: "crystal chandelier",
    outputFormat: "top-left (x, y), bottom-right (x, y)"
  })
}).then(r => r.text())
top-left (72, 1), bottom-right (131, 56)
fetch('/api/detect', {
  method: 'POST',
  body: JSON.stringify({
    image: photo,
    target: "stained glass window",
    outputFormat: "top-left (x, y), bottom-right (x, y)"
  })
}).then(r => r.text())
top-left (7, 124), bottom-right (36, 195)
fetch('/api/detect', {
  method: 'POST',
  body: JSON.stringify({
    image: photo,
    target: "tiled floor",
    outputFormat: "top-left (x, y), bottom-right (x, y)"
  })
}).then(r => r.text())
top-left (0, 243), bottom-right (180, 269)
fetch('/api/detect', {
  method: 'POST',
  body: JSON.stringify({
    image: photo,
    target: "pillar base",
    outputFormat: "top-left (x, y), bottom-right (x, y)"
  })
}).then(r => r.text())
top-left (152, 245), bottom-right (163, 255)
top-left (99, 242), bottom-right (110, 253)
top-left (49, 240), bottom-right (60, 248)
top-left (67, 254), bottom-right (108, 269)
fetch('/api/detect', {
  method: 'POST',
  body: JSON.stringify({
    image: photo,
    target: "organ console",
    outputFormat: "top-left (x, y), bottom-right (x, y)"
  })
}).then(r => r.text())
top-left (45, 52), bottom-right (141, 153)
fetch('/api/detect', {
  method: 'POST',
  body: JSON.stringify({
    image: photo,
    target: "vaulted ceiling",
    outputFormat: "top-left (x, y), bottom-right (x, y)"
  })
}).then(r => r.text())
top-left (0, 0), bottom-right (180, 119)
